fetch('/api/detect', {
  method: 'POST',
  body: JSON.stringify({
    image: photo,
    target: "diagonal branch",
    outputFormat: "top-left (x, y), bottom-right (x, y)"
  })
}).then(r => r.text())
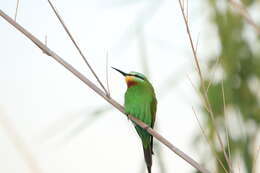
top-left (47, 0), bottom-right (109, 96)
top-left (0, 10), bottom-right (210, 173)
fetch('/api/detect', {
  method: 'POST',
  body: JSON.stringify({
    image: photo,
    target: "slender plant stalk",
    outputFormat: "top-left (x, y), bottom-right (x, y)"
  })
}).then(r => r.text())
top-left (138, 29), bottom-right (150, 76)
top-left (106, 52), bottom-right (111, 97)
top-left (47, 0), bottom-right (109, 96)
top-left (45, 34), bottom-right (47, 46)
top-left (192, 107), bottom-right (229, 173)
top-left (186, 74), bottom-right (210, 113)
top-left (228, 0), bottom-right (260, 34)
top-left (0, 112), bottom-right (42, 173)
top-left (195, 32), bottom-right (200, 54)
top-left (252, 146), bottom-right (260, 173)
top-left (206, 56), bottom-right (221, 93)
top-left (237, 157), bottom-right (241, 173)
top-left (14, 0), bottom-right (20, 21)
top-left (221, 80), bottom-right (232, 162)
top-left (0, 9), bottom-right (210, 173)
top-left (178, 0), bottom-right (233, 172)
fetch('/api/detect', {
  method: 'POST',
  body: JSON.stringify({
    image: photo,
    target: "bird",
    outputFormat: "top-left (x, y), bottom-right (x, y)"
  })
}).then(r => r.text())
top-left (112, 67), bottom-right (157, 173)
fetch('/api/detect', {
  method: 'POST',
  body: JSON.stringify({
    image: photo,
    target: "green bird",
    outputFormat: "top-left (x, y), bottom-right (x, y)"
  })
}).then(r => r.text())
top-left (112, 67), bottom-right (157, 173)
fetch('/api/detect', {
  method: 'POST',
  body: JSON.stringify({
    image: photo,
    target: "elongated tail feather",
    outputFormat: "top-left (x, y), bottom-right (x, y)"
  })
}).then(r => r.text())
top-left (135, 125), bottom-right (153, 173)
top-left (143, 144), bottom-right (152, 173)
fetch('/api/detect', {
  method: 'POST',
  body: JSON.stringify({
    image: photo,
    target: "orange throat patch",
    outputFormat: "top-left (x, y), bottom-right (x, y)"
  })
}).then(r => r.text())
top-left (125, 76), bottom-right (137, 87)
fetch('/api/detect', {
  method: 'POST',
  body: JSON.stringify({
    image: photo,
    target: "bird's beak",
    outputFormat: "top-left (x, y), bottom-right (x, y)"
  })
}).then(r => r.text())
top-left (112, 67), bottom-right (128, 76)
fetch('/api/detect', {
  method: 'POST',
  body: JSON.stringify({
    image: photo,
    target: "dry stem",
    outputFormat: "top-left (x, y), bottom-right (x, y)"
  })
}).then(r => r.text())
top-left (228, 0), bottom-right (260, 34)
top-left (14, 0), bottom-right (20, 21)
top-left (106, 52), bottom-right (111, 97)
top-left (252, 146), bottom-right (260, 173)
top-left (221, 80), bottom-right (232, 162)
top-left (47, 0), bottom-right (109, 96)
top-left (178, 0), bottom-right (233, 172)
top-left (192, 107), bottom-right (229, 173)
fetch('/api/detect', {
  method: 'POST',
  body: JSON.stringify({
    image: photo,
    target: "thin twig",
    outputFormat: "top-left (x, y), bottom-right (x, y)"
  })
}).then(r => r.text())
top-left (192, 107), bottom-right (229, 173)
top-left (178, 0), bottom-right (204, 82)
top-left (237, 155), bottom-right (241, 173)
top-left (206, 56), bottom-right (221, 93)
top-left (187, 73), bottom-right (211, 114)
top-left (221, 80), bottom-right (232, 163)
top-left (252, 146), bottom-right (260, 173)
top-left (138, 29), bottom-right (150, 77)
top-left (106, 52), bottom-right (110, 97)
top-left (14, 0), bottom-right (20, 21)
top-left (47, 0), bottom-right (109, 96)
top-left (195, 32), bottom-right (200, 54)
top-left (186, 74), bottom-right (198, 93)
top-left (45, 34), bottom-right (47, 46)
top-left (186, 73), bottom-right (198, 94)
top-left (228, 0), bottom-right (260, 34)
top-left (186, 0), bottom-right (189, 24)
top-left (43, 34), bottom-right (48, 54)
top-left (0, 111), bottom-right (42, 173)
top-left (0, 10), bottom-right (210, 173)
top-left (178, 1), bottom-right (233, 172)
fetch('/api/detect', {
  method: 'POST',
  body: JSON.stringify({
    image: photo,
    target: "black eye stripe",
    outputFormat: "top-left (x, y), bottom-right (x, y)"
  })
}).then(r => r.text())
top-left (129, 74), bottom-right (145, 80)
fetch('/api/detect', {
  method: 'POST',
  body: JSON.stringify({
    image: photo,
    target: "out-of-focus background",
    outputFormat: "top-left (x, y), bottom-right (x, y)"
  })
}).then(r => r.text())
top-left (0, 0), bottom-right (259, 173)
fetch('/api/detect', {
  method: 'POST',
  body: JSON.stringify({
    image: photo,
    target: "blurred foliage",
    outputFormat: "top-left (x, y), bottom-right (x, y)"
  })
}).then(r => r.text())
top-left (196, 1), bottom-right (260, 173)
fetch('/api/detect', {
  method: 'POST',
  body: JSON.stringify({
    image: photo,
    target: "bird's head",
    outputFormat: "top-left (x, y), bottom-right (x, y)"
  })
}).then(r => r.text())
top-left (112, 67), bottom-right (148, 87)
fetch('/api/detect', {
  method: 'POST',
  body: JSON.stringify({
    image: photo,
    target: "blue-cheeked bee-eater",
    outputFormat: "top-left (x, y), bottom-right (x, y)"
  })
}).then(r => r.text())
top-left (113, 67), bottom-right (157, 173)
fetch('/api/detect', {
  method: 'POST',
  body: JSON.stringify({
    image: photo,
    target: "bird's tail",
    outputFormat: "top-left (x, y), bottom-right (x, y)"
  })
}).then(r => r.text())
top-left (143, 144), bottom-right (152, 173)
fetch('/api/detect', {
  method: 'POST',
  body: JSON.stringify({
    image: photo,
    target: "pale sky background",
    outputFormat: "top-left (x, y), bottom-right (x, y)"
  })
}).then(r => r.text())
top-left (0, 0), bottom-right (231, 173)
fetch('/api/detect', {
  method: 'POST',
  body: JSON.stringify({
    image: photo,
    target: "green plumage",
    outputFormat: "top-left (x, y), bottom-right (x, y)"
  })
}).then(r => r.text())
top-left (124, 72), bottom-right (157, 173)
